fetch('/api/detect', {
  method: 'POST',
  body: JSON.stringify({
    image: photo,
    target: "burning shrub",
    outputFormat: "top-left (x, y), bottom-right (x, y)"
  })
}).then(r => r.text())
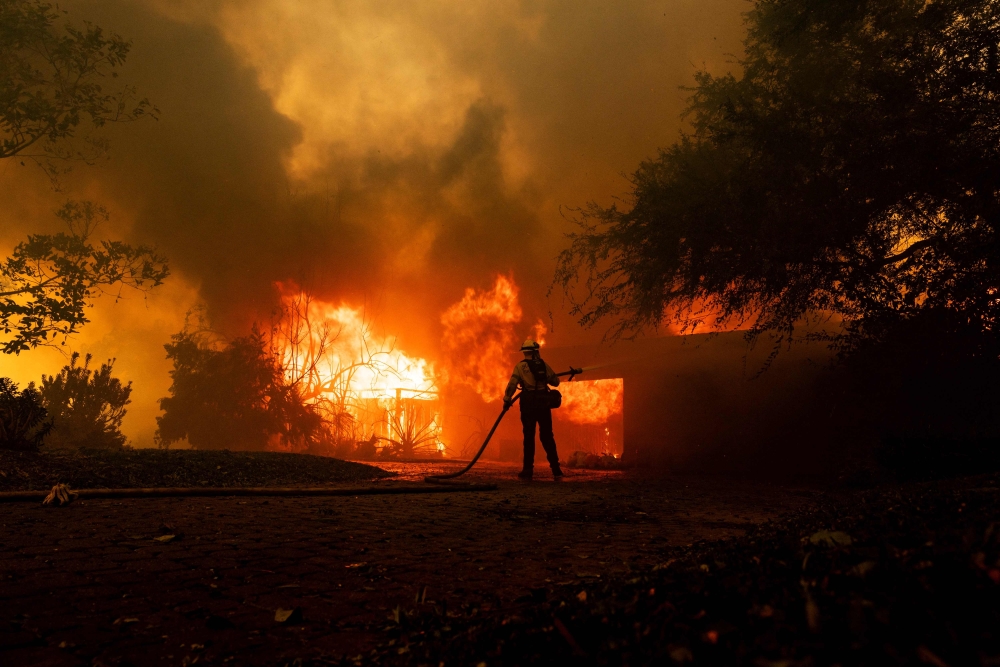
top-left (40, 352), bottom-right (131, 449)
top-left (0, 378), bottom-right (52, 451)
top-left (381, 400), bottom-right (443, 458)
top-left (272, 288), bottom-right (442, 458)
top-left (156, 330), bottom-right (324, 451)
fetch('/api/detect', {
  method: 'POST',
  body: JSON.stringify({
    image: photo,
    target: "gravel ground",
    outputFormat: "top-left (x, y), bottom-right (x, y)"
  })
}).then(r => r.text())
top-left (0, 449), bottom-right (392, 491)
top-left (0, 467), bottom-right (811, 666)
top-left (362, 473), bottom-right (1000, 666)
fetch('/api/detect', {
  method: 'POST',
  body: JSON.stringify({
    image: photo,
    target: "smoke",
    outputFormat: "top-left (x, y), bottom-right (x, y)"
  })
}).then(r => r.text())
top-left (0, 0), bottom-right (747, 444)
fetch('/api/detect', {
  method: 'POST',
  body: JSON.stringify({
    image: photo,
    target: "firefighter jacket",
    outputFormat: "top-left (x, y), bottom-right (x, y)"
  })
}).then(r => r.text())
top-left (504, 357), bottom-right (560, 403)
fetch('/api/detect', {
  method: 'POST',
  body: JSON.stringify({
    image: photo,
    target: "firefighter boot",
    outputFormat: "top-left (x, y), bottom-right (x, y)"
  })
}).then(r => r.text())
top-left (517, 468), bottom-right (533, 481)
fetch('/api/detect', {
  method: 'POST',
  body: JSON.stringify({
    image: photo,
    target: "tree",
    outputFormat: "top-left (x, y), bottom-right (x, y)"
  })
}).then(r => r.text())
top-left (556, 0), bottom-right (1000, 360)
top-left (39, 351), bottom-right (131, 449)
top-left (1, 0), bottom-right (156, 175)
top-left (1, 2), bottom-right (167, 354)
top-left (0, 377), bottom-right (50, 451)
top-left (1, 201), bottom-right (169, 354)
top-left (156, 329), bottom-right (324, 451)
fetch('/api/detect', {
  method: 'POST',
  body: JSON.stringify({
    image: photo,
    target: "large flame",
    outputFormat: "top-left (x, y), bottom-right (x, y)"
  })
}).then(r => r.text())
top-left (271, 276), bottom-right (623, 459)
top-left (277, 290), bottom-right (437, 400)
top-left (274, 286), bottom-right (441, 454)
top-left (440, 274), bottom-right (522, 402)
top-left (559, 379), bottom-right (624, 425)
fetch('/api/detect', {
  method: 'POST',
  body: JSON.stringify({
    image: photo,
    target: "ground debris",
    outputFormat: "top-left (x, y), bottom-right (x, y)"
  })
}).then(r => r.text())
top-left (345, 473), bottom-right (1000, 666)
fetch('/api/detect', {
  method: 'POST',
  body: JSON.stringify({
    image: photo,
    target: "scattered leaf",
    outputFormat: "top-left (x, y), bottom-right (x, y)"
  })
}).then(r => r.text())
top-left (153, 534), bottom-right (176, 543)
top-left (668, 646), bottom-right (694, 663)
top-left (849, 560), bottom-right (877, 577)
top-left (809, 530), bottom-right (852, 547)
top-left (916, 645), bottom-right (950, 667)
top-left (576, 591), bottom-right (587, 602)
top-left (653, 560), bottom-right (676, 572)
top-left (274, 607), bottom-right (302, 624)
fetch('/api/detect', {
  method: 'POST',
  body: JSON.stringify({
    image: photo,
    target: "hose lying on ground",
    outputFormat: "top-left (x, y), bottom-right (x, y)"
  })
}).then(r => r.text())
top-left (425, 392), bottom-right (522, 484)
top-left (3, 482), bottom-right (498, 506)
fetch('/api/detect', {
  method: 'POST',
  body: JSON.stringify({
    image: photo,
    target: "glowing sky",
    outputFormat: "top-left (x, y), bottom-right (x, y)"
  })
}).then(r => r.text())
top-left (0, 0), bottom-right (746, 445)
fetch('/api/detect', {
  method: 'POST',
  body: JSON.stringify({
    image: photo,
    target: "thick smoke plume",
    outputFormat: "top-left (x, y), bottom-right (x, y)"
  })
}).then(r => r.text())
top-left (0, 0), bottom-right (745, 445)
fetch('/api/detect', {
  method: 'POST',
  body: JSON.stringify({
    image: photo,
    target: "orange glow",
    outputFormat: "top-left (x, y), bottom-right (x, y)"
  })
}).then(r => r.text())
top-left (531, 318), bottom-right (547, 347)
top-left (270, 277), bottom-right (624, 458)
top-left (559, 378), bottom-right (624, 425)
top-left (274, 286), bottom-right (441, 454)
top-left (440, 274), bottom-right (522, 402)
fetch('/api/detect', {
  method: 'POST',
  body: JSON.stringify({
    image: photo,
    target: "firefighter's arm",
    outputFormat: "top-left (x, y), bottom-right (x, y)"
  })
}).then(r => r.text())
top-left (503, 367), bottom-right (521, 406)
top-left (544, 361), bottom-right (560, 386)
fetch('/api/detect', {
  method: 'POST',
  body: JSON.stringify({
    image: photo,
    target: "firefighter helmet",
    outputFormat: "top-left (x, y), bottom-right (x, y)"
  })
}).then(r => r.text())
top-left (520, 338), bottom-right (540, 352)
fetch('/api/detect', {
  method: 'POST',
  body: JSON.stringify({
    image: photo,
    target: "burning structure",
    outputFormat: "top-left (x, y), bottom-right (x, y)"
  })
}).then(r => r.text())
top-left (253, 276), bottom-right (624, 462)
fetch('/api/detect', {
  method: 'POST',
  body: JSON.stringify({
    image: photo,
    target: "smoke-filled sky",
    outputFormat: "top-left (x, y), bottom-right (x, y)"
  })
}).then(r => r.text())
top-left (1, 0), bottom-right (746, 445)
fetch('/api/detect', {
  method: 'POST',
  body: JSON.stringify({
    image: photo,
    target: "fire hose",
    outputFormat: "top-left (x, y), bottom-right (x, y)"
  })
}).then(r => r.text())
top-left (424, 367), bottom-right (584, 483)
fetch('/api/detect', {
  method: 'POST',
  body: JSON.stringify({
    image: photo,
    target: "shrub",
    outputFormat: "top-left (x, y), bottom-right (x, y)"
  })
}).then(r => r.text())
top-left (40, 352), bottom-right (132, 449)
top-left (0, 378), bottom-right (51, 451)
top-left (156, 330), bottom-right (323, 451)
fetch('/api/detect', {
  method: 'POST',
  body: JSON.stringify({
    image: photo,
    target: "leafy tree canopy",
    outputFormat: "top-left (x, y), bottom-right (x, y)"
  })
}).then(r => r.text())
top-left (0, 0), bottom-right (155, 174)
top-left (557, 0), bottom-right (1000, 358)
top-left (156, 330), bottom-right (324, 451)
top-left (40, 351), bottom-right (131, 449)
top-left (0, 201), bottom-right (169, 354)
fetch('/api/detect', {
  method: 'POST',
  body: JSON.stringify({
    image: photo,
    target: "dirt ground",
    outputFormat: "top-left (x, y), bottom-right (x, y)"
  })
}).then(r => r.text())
top-left (0, 462), bottom-right (817, 666)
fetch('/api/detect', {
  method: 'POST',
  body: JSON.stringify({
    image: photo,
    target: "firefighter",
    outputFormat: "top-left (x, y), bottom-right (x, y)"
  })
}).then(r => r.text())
top-left (503, 338), bottom-right (563, 480)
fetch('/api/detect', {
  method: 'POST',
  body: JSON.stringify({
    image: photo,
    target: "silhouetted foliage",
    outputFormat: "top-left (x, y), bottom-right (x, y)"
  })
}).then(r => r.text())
top-left (156, 330), bottom-right (324, 451)
top-left (39, 351), bottom-right (131, 449)
top-left (0, 377), bottom-right (50, 451)
top-left (0, 0), bottom-right (156, 175)
top-left (0, 201), bottom-right (169, 354)
top-left (557, 0), bottom-right (1000, 360)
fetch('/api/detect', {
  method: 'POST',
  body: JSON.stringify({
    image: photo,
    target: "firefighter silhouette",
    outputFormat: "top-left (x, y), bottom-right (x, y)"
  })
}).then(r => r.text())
top-left (503, 338), bottom-right (562, 480)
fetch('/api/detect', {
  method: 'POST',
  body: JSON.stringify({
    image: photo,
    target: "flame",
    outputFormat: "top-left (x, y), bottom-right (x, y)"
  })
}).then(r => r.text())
top-left (531, 318), bottom-right (547, 347)
top-left (440, 274), bottom-right (522, 402)
top-left (559, 379), bottom-right (624, 425)
top-left (274, 286), bottom-right (440, 454)
top-left (270, 276), bottom-right (623, 459)
top-left (278, 291), bottom-right (437, 400)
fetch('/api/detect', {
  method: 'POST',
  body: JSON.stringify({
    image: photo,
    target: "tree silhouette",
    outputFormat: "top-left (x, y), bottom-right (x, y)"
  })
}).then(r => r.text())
top-left (0, 378), bottom-right (50, 451)
top-left (40, 351), bottom-right (131, 449)
top-left (557, 0), bottom-right (1000, 361)
top-left (0, 201), bottom-right (169, 354)
top-left (1, 0), bottom-right (156, 175)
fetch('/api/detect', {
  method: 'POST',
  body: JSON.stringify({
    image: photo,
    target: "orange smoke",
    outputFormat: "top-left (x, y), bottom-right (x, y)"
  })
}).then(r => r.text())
top-left (440, 274), bottom-right (522, 402)
top-left (559, 379), bottom-right (624, 425)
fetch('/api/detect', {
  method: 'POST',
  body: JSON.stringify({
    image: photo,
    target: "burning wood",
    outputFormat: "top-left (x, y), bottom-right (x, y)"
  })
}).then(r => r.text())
top-left (271, 286), bottom-right (442, 458)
